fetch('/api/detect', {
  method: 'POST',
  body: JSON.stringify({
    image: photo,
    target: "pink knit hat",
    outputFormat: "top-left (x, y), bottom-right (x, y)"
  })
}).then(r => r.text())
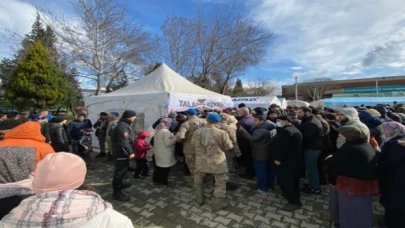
top-left (33, 152), bottom-right (87, 194)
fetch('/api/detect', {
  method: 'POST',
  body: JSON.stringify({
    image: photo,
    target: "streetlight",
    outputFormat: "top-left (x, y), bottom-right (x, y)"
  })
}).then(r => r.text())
top-left (295, 75), bottom-right (298, 100)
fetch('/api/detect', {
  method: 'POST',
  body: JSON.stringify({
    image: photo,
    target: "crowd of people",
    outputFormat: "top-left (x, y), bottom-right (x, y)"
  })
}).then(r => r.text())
top-left (0, 102), bottom-right (404, 227)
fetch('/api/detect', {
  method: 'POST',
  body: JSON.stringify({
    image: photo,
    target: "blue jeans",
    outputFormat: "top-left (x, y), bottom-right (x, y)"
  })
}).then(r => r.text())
top-left (253, 160), bottom-right (275, 191)
top-left (304, 149), bottom-right (321, 191)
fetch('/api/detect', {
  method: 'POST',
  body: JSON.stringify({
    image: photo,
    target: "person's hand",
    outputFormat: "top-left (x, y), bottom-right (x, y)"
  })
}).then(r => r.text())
top-left (274, 160), bottom-right (281, 166)
top-left (325, 155), bottom-right (333, 160)
top-left (129, 153), bottom-right (135, 159)
top-left (84, 146), bottom-right (88, 150)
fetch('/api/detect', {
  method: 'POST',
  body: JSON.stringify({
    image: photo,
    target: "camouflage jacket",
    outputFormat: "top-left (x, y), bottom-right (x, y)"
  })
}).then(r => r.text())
top-left (219, 122), bottom-right (241, 157)
top-left (191, 124), bottom-right (233, 174)
top-left (175, 115), bottom-right (206, 147)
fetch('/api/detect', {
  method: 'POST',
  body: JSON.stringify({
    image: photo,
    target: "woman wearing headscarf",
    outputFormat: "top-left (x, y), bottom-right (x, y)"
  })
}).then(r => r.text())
top-left (377, 122), bottom-right (405, 228)
top-left (0, 152), bottom-right (134, 228)
top-left (153, 118), bottom-right (177, 187)
top-left (326, 126), bottom-right (379, 228)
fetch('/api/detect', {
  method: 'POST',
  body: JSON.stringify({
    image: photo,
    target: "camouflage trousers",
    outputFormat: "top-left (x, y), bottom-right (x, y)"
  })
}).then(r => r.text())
top-left (194, 172), bottom-right (228, 198)
top-left (225, 151), bottom-right (235, 173)
top-left (106, 136), bottom-right (113, 154)
top-left (184, 154), bottom-right (196, 176)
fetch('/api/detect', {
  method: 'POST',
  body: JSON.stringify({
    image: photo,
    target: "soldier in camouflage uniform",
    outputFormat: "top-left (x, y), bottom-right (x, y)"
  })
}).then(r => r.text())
top-left (219, 113), bottom-right (241, 173)
top-left (175, 108), bottom-right (206, 179)
top-left (191, 113), bottom-right (233, 211)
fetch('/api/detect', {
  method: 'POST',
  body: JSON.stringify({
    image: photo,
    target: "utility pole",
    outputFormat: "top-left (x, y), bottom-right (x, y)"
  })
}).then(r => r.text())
top-left (295, 76), bottom-right (298, 100)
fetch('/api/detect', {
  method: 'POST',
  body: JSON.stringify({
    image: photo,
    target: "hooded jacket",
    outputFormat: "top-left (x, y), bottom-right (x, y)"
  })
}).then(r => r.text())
top-left (336, 108), bottom-right (370, 148)
top-left (133, 131), bottom-right (152, 159)
top-left (0, 122), bottom-right (55, 169)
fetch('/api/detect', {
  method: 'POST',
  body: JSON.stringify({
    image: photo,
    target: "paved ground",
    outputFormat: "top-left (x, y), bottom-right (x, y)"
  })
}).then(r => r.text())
top-left (86, 158), bottom-right (384, 228)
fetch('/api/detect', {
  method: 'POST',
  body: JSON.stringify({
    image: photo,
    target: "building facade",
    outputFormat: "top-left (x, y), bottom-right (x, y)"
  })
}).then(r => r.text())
top-left (282, 76), bottom-right (405, 100)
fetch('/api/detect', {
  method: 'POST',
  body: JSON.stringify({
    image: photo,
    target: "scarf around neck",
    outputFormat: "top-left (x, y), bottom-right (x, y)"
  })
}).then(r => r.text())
top-left (1, 190), bottom-right (111, 228)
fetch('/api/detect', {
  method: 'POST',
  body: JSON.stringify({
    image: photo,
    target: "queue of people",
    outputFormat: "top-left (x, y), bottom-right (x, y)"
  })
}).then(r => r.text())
top-left (1, 102), bottom-right (405, 227)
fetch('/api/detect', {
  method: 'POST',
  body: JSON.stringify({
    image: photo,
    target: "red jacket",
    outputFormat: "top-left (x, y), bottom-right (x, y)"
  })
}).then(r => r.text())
top-left (132, 131), bottom-right (152, 159)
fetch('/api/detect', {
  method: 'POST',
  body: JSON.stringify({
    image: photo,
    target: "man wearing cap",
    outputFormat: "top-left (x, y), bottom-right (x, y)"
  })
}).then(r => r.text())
top-left (191, 113), bottom-right (233, 211)
top-left (273, 115), bottom-right (304, 211)
top-left (93, 112), bottom-right (109, 158)
top-left (111, 110), bottom-right (137, 201)
top-left (67, 113), bottom-right (93, 155)
top-left (175, 108), bottom-right (206, 183)
top-left (105, 111), bottom-right (120, 161)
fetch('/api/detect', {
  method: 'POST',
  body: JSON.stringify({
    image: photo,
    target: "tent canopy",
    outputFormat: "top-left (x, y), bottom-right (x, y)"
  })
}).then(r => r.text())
top-left (84, 63), bottom-right (233, 133)
top-left (96, 63), bottom-right (228, 97)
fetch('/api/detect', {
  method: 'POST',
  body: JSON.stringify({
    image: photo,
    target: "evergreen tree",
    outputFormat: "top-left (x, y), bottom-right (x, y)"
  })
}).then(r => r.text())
top-left (232, 78), bottom-right (247, 96)
top-left (0, 58), bottom-right (18, 91)
top-left (6, 42), bottom-right (67, 109)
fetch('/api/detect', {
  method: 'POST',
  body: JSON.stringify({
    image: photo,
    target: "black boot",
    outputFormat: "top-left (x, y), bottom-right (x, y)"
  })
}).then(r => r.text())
top-left (113, 191), bottom-right (130, 201)
top-left (96, 153), bottom-right (106, 158)
top-left (226, 182), bottom-right (239, 191)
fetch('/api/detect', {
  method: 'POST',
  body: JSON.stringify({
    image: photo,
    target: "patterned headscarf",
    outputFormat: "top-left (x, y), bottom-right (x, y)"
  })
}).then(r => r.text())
top-left (156, 118), bottom-right (172, 131)
top-left (338, 126), bottom-right (367, 142)
top-left (380, 121), bottom-right (405, 147)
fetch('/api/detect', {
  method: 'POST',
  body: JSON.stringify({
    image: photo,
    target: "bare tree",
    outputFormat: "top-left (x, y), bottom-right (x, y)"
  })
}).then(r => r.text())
top-left (157, 8), bottom-right (273, 93)
top-left (302, 77), bottom-right (332, 101)
top-left (45, 0), bottom-right (153, 95)
top-left (245, 75), bottom-right (279, 96)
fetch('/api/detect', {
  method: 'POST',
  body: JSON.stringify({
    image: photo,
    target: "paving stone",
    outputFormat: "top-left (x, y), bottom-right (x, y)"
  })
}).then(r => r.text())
top-left (264, 211), bottom-right (282, 221)
top-left (189, 206), bottom-right (204, 214)
top-left (189, 213), bottom-right (205, 224)
top-left (86, 158), bottom-right (383, 228)
top-left (270, 220), bottom-right (288, 228)
top-left (226, 212), bottom-right (244, 223)
top-left (301, 221), bottom-right (321, 228)
top-left (242, 210), bottom-right (255, 220)
top-left (140, 210), bottom-right (154, 218)
top-left (200, 218), bottom-right (219, 228)
top-left (201, 212), bottom-right (216, 220)
top-left (283, 216), bottom-right (300, 225)
top-left (214, 216), bottom-right (232, 226)
top-left (278, 210), bottom-right (293, 218)
top-left (253, 214), bottom-right (269, 225)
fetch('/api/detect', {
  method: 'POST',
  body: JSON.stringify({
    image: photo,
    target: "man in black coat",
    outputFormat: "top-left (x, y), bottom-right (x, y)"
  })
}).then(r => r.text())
top-left (297, 107), bottom-right (323, 194)
top-left (273, 115), bottom-right (303, 211)
top-left (110, 110), bottom-right (137, 201)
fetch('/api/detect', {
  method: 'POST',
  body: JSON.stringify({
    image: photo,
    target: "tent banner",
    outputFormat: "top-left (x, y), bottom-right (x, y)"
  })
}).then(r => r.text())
top-left (168, 94), bottom-right (234, 111)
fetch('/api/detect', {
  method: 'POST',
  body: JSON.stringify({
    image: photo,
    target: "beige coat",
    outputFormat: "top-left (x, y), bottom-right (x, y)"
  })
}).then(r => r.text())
top-left (191, 124), bottom-right (233, 174)
top-left (153, 129), bottom-right (177, 168)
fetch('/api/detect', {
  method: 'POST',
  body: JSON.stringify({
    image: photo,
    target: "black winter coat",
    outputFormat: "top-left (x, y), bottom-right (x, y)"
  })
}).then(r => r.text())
top-left (240, 121), bottom-right (275, 162)
top-left (49, 123), bottom-right (70, 152)
top-left (272, 124), bottom-right (303, 169)
top-left (377, 136), bottom-right (405, 211)
top-left (326, 140), bottom-right (377, 185)
top-left (111, 118), bottom-right (135, 158)
top-left (299, 116), bottom-right (323, 150)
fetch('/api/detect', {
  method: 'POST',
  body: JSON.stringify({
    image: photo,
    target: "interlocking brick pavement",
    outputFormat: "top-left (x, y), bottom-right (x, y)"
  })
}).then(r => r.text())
top-left (86, 158), bottom-right (384, 228)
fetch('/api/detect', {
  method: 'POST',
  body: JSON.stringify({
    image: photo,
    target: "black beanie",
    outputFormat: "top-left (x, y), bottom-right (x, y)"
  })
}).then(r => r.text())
top-left (53, 116), bottom-right (66, 123)
top-left (122, 110), bottom-right (137, 118)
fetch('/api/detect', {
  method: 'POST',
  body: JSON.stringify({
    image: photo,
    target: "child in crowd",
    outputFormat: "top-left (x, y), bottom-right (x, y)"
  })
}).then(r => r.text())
top-left (79, 128), bottom-right (94, 169)
top-left (132, 130), bottom-right (152, 179)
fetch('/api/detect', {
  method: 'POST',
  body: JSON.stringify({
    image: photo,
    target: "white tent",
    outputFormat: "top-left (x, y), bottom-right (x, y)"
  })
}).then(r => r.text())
top-left (232, 96), bottom-right (281, 109)
top-left (286, 100), bottom-right (310, 107)
top-left (278, 98), bottom-right (287, 109)
top-left (84, 63), bottom-right (233, 132)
